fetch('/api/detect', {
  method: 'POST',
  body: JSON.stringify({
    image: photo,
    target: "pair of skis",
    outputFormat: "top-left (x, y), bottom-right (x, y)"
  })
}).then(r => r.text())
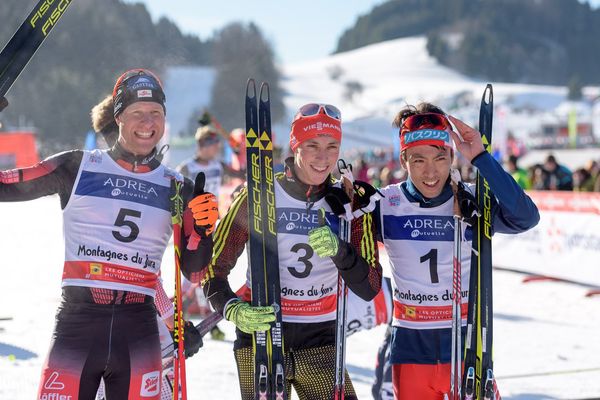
top-left (245, 79), bottom-right (286, 400)
top-left (0, 0), bottom-right (73, 103)
top-left (453, 84), bottom-right (495, 400)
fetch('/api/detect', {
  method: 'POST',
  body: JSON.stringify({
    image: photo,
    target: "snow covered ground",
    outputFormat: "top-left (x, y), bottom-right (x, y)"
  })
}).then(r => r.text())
top-left (1, 196), bottom-right (600, 399)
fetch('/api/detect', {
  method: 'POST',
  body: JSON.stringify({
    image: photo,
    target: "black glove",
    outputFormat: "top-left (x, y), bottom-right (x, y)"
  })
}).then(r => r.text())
top-left (324, 187), bottom-right (353, 219)
top-left (0, 96), bottom-right (8, 112)
top-left (456, 181), bottom-right (480, 226)
top-left (183, 320), bottom-right (203, 359)
top-left (352, 180), bottom-right (384, 215)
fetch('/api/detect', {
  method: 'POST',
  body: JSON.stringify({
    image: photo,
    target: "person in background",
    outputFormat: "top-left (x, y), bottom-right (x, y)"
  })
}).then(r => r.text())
top-left (584, 159), bottom-right (600, 192)
top-left (573, 167), bottom-right (594, 192)
top-left (543, 154), bottom-right (573, 190)
top-left (529, 163), bottom-right (547, 190)
top-left (506, 154), bottom-right (531, 190)
top-left (176, 121), bottom-right (248, 340)
top-left (177, 123), bottom-right (246, 198)
top-left (356, 159), bottom-right (370, 182)
top-left (227, 127), bottom-right (247, 175)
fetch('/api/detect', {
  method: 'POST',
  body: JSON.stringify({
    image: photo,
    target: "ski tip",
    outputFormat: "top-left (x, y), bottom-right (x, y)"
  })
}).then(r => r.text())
top-left (259, 81), bottom-right (270, 102)
top-left (482, 84), bottom-right (494, 105)
top-left (246, 78), bottom-right (256, 98)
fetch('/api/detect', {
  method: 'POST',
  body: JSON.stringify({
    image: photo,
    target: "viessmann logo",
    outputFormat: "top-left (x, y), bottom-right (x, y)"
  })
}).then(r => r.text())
top-left (302, 122), bottom-right (341, 132)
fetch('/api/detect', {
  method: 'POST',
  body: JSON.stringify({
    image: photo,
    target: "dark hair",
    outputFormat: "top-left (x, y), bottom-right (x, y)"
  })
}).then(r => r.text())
top-left (392, 102), bottom-right (446, 129)
top-left (393, 102), bottom-right (448, 162)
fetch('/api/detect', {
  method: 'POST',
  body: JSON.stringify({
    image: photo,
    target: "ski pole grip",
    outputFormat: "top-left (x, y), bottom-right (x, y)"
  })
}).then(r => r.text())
top-left (193, 172), bottom-right (206, 196)
top-left (318, 208), bottom-right (326, 226)
top-left (187, 172), bottom-right (208, 249)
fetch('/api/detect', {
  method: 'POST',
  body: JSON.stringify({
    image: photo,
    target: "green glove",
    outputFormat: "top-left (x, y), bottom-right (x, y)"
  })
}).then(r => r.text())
top-left (308, 225), bottom-right (339, 258)
top-left (225, 300), bottom-right (275, 334)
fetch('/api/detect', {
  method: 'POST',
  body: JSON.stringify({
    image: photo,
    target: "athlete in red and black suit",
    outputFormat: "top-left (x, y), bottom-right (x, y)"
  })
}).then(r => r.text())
top-left (202, 104), bottom-right (382, 400)
top-left (0, 69), bottom-right (217, 400)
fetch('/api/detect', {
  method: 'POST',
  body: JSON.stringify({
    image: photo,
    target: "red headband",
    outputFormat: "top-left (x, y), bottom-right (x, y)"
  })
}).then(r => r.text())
top-left (289, 112), bottom-right (341, 151)
top-left (399, 113), bottom-right (453, 152)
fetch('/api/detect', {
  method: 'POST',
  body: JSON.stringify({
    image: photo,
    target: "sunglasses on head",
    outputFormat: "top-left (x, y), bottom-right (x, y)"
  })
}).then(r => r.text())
top-left (401, 113), bottom-right (450, 134)
top-left (296, 103), bottom-right (342, 121)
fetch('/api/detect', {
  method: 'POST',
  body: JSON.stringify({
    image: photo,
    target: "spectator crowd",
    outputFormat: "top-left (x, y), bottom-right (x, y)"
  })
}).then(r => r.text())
top-left (340, 146), bottom-right (600, 193)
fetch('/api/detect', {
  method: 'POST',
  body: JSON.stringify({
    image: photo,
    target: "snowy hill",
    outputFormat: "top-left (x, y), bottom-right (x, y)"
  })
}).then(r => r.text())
top-left (282, 36), bottom-right (600, 164)
top-left (283, 36), bottom-right (475, 119)
top-left (164, 36), bottom-right (599, 168)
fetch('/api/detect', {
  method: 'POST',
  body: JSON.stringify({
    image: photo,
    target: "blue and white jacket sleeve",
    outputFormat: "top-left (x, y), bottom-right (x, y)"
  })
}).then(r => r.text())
top-left (471, 151), bottom-right (540, 234)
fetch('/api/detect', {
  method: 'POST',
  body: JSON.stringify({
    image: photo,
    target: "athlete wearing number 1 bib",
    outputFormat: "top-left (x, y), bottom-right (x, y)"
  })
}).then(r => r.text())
top-left (375, 103), bottom-right (539, 400)
top-left (0, 69), bottom-right (216, 400)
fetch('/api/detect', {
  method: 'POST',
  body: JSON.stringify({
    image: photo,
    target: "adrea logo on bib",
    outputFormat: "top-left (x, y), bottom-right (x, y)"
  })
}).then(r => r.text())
top-left (103, 177), bottom-right (159, 198)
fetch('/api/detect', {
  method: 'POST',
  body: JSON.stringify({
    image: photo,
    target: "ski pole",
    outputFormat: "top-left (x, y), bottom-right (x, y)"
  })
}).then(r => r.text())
top-left (449, 169), bottom-right (464, 400)
top-left (332, 159), bottom-right (355, 400)
top-left (171, 173), bottom-right (206, 400)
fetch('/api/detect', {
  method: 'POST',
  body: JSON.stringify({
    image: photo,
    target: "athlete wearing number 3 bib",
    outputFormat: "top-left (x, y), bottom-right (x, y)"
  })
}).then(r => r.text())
top-left (0, 69), bottom-right (217, 400)
top-left (375, 103), bottom-right (539, 400)
top-left (202, 103), bottom-right (383, 400)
